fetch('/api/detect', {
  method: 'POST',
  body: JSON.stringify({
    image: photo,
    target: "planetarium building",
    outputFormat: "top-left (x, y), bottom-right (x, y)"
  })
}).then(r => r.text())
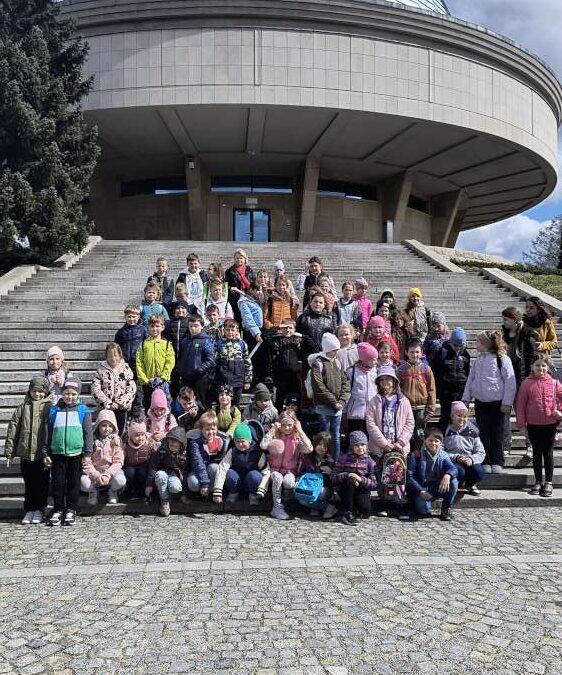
top-left (62, 0), bottom-right (562, 245)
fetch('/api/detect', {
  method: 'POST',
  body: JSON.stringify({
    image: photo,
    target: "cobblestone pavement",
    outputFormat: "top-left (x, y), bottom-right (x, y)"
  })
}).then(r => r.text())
top-left (0, 508), bottom-right (560, 675)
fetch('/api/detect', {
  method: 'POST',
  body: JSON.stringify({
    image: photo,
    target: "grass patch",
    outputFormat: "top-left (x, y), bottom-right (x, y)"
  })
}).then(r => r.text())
top-left (508, 271), bottom-right (562, 300)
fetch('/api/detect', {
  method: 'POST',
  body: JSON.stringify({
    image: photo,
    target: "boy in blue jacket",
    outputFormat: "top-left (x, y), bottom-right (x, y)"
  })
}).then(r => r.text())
top-left (177, 314), bottom-right (215, 407)
top-left (186, 411), bottom-right (229, 495)
top-left (407, 426), bottom-right (458, 521)
top-left (214, 319), bottom-right (252, 406)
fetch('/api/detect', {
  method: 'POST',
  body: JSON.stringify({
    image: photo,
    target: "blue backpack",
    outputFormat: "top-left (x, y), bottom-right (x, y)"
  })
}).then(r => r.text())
top-left (294, 473), bottom-right (325, 506)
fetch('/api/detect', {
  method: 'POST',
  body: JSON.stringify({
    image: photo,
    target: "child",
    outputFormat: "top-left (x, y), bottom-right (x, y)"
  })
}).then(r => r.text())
top-left (171, 386), bottom-right (205, 431)
top-left (336, 324), bottom-right (358, 372)
top-left (147, 256), bottom-right (175, 309)
top-left (271, 260), bottom-right (299, 308)
top-left (122, 419), bottom-right (156, 500)
top-left (212, 423), bottom-right (271, 505)
top-left (389, 307), bottom-right (412, 361)
top-left (174, 282), bottom-right (189, 304)
top-left (309, 333), bottom-right (351, 461)
top-left (462, 330), bottom-right (516, 473)
top-left (164, 299), bottom-right (193, 398)
top-left (516, 354), bottom-right (562, 497)
top-left (255, 268), bottom-right (273, 310)
top-left (177, 314), bottom-right (215, 407)
top-left (375, 302), bottom-right (392, 336)
top-left (303, 256), bottom-right (325, 308)
top-left (186, 411), bottom-right (230, 495)
top-left (444, 401), bottom-right (485, 496)
top-left (146, 426), bottom-right (188, 516)
top-left (91, 342), bottom-right (137, 434)
top-left (146, 388), bottom-right (178, 443)
top-left (407, 427), bottom-right (458, 521)
top-left (261, 409), bottom-right (313, 520)
top-left (432, 327), bottom-right (470, 431)
top-left (423, 312), bottom-right (450, 369)
top-left (378, 288), bottom-right (396, 310)
top-left (140, 282), bottom-right (169, 325)
top-left (266, 319), bottom-right (305, 411)
top-left (214, 320), bottom-right (252, 406)
top-left (376, 341), bottom-right (394, 370)
top-left (345, 342), bottom-right (378, 434)
top-left (318, 275), bottom-right (340, 324)
top-left (296, 292), bottom-right (338, 354)
top-left (244, 383), bottom-right (279, 432)
top-left (215, 385), bottom-right (242, 437)
top-left (114, 304), bottom-right (148, 379)
top-left (365, 316), bottom-right (400, 363)
top-left (41, 376), bottom-right (93, 526)
top-left (43, 345), bottom-right (71, 404)
top-left (405, 288), bottom-right (430, 341)
top-left (337, 282), bottom-right (362, 330)
top-left (135, 314), bottom-right (176, 409)
top-left (263, 277), bottom-right (297, 330)
top-left (353, 278), bottom-right (372, 330)
top-left (297, 431), bottom-right (338, 519)
top-left (81, 409), bottom-right (126, 505)
top-left (177, 252), bottom-right (209, 313)
top-left (205, 303), bottom-right (224, 345)
top-left (397, 337), bottom-right (437, 451)
top-left (235, 286), bottom-right (264, 375)
top-left (332, 430), bottom-right (377, 526)
top-left (5, 376), bottom-right (52, 524)
top-left (204, 278), bottom-right (234, 319)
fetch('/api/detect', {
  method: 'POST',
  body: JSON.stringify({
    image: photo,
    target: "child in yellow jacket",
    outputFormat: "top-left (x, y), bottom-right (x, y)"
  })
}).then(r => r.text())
top-left (135, 314), bottom-right (175, 411)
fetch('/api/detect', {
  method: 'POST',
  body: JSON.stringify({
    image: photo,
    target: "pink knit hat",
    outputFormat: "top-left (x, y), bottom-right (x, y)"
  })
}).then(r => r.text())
top-left (150, 388), bottom-right (168, 409)
top-left (357, 342), bottom-right (378, 362)
top-left (370, 316), bottom-right (386, 329)
top-left (46, 346), bottom-right (64, 360)
top-left (451, 401), bottom-right (468, 415)
top-left (128, 420), bottom-right (147, 435)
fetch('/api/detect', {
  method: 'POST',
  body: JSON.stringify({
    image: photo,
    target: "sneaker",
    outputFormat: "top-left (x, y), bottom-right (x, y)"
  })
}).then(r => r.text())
top-left (107, 490), bottom-right (119, 505)
top-left (491, 464), bottom-right (503, 474)
top-left (482, 464), bottom-right (492, 474)
top-left (87, 490), bottom-right (98, 506)
top-left (270, 504), bottom-right (290, 520)
top-left (529, 482), bottom-right (542, 496)
top-left (31, 510), bottom-right (43, 524)
top-left (440, 507), bottom-right (453, 521)
top-left (524, 447), bottom-right (533, 459)
top-left (225, 492), bottom-right (239, 504)
top-left (467, 485), bottom-right (481, 496)
top-left (540, 482), bottom-right (553, 498)
top-left (341, 511), bottom-right (357, 526)
top-left (21, 511), bottom-right (34, 525)
top-left (48, 510), bottom-right (63, 526)
top-left (63, 510), bottom-right (76, 526)
top-left (323, 503), bottom-right (339, 520)
top-left (248, 493), bottom-right (260, 507)
top-left (159, 500), bottom-right (171, 517)
top-left (376, 510), bottom-right (389, 518)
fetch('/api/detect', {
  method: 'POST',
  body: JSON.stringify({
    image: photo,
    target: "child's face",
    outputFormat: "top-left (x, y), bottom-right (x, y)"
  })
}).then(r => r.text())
top-left (310, 296), bottom-right (325, 314)
top-left (176, 290), bottom-right (188, 301)
top-left (131, 431), bottom-right (146, 445)
top-left (175, 306), bottom-right (188, 318)
top-left (125, 312), bottom-right (140, 326)
top-left (98, 421), bottom-right (114, 437)
top-left (451, 342), bottom-right (463, 353)
top-left (152, 406), bottom-right (166, 417)
top-left (352, 443), bottom-right (367, 457)
top-left (502, 316), bottom-right (518, 330)
top-left (451, 411), bottom-right (468, 430)
top-left (206, 310), bottom-right (220, 326)
top-left (62, 389), bottom-right (78, 405)
top-left (257, 271), bottom-right (269, 286)
top-left (189, 321), bottom-right (203, 336)
top-left (338, 327), bottom-right (353, 347)
top-left (372, 327), bottom-right (383, 339)
top-left (168, 439), bottom-right (182, 455)
top-left (433, 321), bottom-right (446, 334)
top-left (319, 280), bottom-right (331, 295)
top-left (218, 392), bottom-right (232, 408)
top-left (525, 301), bottom-right (538, 317)
top-left (201, 424), bottom-right (217, 442)
top-left (179, 396), bottom-right (196, 412)
top-left (410, 295), bottom-right (421, 306)
top-left (378, 376), bottom-right (395, 396)
top-left (362, 356), bottom-right (376, 369)
top-left (30, 388), bottom-right (46, 401)
top-left (107, 351), bottom-right (121, 368)
top-left (314, 443), bottom-right (328, 458)
top-left (378, 346), bottom-right (391, 363)
top-left (47, 355), bottom-right (62, 371)
top-left (407, 346), bottom-right (422, 363)
top-left (382, 294), bottom-right (393, 306)
top-left (277, 280), bottom-right (288, 295)
top-left (355, 285), bottom-right (366, 297)
top-left (279, 417), bottom-right (295, 435)
top-left (378, 306), bottom-right (389, 320)
top-left (425, 436), bottom-right (442, 455)
top-left (309, 261), bottom-right (321, 275)
top-left (156, 260), bottom-right (168, 275)
top-left (532, 360), bottom-right (549, 377)
top-left (210, 286), bottom-right (222, 300)
top-left (145, 289), bottom-right (158, 303)
top-left (342, 284), bottom-right (354, 300)
top-left (187, 258), bottom-right (200, 273)
top-left (476, 337), bottom-right (489, 353)
top-left (235, 438), bottom-right (250, 452)
top-left (224, 325), bottom-right (238, 340)
top-left (256, 399), bottom-right (269, 410)
top-left (280, 323), bottom-right (295, 337)
top-left (149, 321), bottom-right (164, 337)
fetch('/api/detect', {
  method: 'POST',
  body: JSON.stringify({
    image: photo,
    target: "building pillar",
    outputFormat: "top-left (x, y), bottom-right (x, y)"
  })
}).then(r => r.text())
top-left (380, 171), bottom-right (413, 242)
top-left (297, 157), bottom-right (320, 242)
top-left (185, 157), bottom-right (209, 241)
top-left (430, 190), bottom-right (466, 247)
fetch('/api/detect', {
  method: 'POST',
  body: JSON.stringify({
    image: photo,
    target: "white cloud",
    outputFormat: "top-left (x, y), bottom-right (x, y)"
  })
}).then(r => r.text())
top-left (456, 214), bottom-right (550, 262)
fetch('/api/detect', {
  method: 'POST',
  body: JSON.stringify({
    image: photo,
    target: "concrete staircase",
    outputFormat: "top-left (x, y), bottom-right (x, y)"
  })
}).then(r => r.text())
top-left (1, 239), bottom-right (560, 513)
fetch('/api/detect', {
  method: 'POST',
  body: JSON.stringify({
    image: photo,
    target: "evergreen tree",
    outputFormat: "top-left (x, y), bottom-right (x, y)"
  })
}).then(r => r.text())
top-left (522, 216), bottom-right (562, 269)
top-left (0, 0), bottom-right (99, 262)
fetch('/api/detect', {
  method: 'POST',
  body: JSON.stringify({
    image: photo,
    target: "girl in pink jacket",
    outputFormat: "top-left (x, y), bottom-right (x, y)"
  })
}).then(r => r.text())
top-left (516, 354), bottom-right (562, 498)
top-left (81, 409), bottom-right (126, 505)
top-left (147, 388), bottom-right (177, 443)
top-left (261, 409), bottom-right (313, 520)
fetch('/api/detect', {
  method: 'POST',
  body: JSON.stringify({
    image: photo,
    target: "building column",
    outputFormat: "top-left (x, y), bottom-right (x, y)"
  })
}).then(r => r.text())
top-left (297, 156), bottom-right (320, 242)
top-left (430, 190), bottom-right (466, 247)
top-left (380, 170), bottom-right (413, 242)
top-left (185, 157), bottom-right (209, 241)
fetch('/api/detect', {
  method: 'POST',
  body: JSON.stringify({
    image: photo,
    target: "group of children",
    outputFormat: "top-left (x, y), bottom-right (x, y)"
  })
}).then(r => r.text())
top-left (5, 252), bottom-right (560, 526)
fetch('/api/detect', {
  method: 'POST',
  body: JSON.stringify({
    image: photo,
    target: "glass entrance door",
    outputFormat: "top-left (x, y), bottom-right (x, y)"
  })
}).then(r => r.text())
top-left (233, 209), bottom-right (270, 242)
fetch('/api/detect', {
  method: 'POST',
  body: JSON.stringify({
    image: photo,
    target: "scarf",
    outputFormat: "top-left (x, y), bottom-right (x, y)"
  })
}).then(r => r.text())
top-left (235, 264), bottom-right (251, 290)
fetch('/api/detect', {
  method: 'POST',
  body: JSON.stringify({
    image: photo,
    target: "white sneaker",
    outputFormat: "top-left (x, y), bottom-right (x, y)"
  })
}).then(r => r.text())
top-left (225, 492), bottom-right (239, 504)
top-left (107, 490), bottom-right (118, 505)
top-left (524, 447), bottom-right (533, 459)
top-left (323, 503), bottom-right (338, 520)
top-left (270, 504), bottom-right (290, 520)
top-left (482, 464), bottom-right (492, 474)
top-left (491, 465), bottom-right (503, 474)
top-left (467, 485), bottom-right (481, 496)
top-left (31, 510), bottom-right (43, 524)
top-left (87, 490), bottom-right (98, 506)
top-left (21, 511), bottom-right (34, 525)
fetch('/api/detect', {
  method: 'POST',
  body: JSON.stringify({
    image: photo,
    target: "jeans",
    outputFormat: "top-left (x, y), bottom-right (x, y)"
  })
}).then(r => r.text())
top-left (270, 471), bottom-right (296, 505)
top-left (335, 476), bottom-right (372, 515)
top-left (154, 471), bottom-right (183, 500)
top-left (80, 470), bottom-right (127, 493)
top-left (187, 462), bottom-right (219, 493)
top-left (454, 462), bottom-right (485, 488)
top-left (20, 459), bottom-right (50, 512)
top-left (316, 405), bottom-right (342, 460)
top-left (475, 399), bottom-right (505, 466)
top-left (527, 423), bottom-right (557, 483)
top-left (414, 478), bottom-right (459, 514)
top-left (224, 468), bottom-right (263, 495)
top-left (124, 465), bottom-right (149, 496)
top-left (51, 454), bottom-right (82, 512)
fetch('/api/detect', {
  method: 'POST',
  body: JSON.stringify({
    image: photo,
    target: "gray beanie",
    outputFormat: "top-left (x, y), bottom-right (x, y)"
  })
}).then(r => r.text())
top-left (349, 430), bottom-right (368, 449)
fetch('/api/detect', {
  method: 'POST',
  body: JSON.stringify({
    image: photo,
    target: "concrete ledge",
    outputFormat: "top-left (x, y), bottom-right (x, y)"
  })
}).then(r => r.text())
top-left (52, 236), bottom-right (102, 270)
top-left (403, 240), bottom-right (466, 273)
top-left (481, 267), bottom-right (562, 316)
top-left (0, 265), bottom-right (47, 299)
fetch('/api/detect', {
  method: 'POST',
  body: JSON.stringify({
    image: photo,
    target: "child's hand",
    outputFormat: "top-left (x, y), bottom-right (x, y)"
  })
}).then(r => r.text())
top-left (294, 419), bottom-right (302, 434)
top-left (110, 402), bottom-right (119, 410)
top-left (213, 494), bottom-right (223, 504)
top-left (438, 474), bottom-right (451, 494)
top-left (348, 473), bottom-right (362, 486)
top-left (500, 405), bottom-right (511, 414)
top-left (420, 490), bottom-right (432, 501)
top-left (43, 456), bottom-right (52, 469)
top-left (200, 486), bottom-right (209, 497)
top-left (334, 402), bottom-right (343, 411)
top-left (144, 486), bottom-right (153, 497)
top-left (152, 431), bottom-right (165, 441)
top-left (54, 372), bottom-right (64, 385)
top-left (243, 383), bottom-right (251, 391)
top-left (98, 473), bottom-right (110, 486)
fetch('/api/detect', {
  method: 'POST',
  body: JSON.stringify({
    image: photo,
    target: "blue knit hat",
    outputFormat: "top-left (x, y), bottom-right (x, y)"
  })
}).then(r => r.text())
top-left (450, 327), bottom-right (467, 346)
top-left (349, 430), bottom-right (368, 449)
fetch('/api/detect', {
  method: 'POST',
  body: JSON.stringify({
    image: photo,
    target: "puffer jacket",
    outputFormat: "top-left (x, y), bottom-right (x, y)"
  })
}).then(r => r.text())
top-left (516, 374), bottom-right (562, 427)
top-left (164, 317), bottom-right (191, 356)
top-left (443, 421), bottom-right (485, 465)
top-left (5, 394), bottom-right (52, 461)
top-left (82, 410), bottom-right (124, 480)
top-left (215, 338), bottom-right (252, 388)
top-left (266, 334), bottom-right (304, 375)
top-left (238, 295), bottom-right (263, 338)
top-left (91, 360), bottom-right (136, 410)
top-left (309, 354), bottom-right (351, 409)
top-left (177, 332), bottom-right (215, 379)
top-left (432, 341), bottom-right (471, 397)
top-left (114, 322), bottom-right (148, 370)
top-left (263, 294), bottom-right (297, 329)
top-left (187, 431), bottom-right (230, 486)
top-left (146, 429), bottom-right (188, 485)
top-left (296, 309), bottom-right (338, 353)
top-left (345, 364), bottom-right (378, 420)
top-left (140, 301), bottom-right (169, 325)
top-left (135, 337), bottom-right (175, 385)
top-left (462, 352), bottom-right (516, 406)
top-left (397, 361), bottom-right (436, 412)
top-left (365, 393), bottom-right (415, 458)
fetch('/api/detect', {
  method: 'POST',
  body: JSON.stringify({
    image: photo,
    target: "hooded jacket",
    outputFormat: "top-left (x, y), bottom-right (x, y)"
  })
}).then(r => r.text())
top-left (147, 427), bottom-right (188, 485)
top-left (177, 331), bottom-right (216, 379)
top-left (238, 294), bottom-right (264, 338)
top-left (309, 353), bottom-right (351, 408)
top-left (114, 322), bottom-right (148, 369)
top-left (296, 308), bottom-right (338, 354)
top-left (432, 341), bottom-right (471, 397)
top-left (266, 333), bottom-right (304, 376)
top-left (215, 337), bottom-right (253, 388)
top-left (462, 352), bottom-right (516, 407)
top-left (135, 336), bottom-right (175, 385)
top-left (365, 392), bottom-right (415, 458)
top-left (443, 421), bottom-right (485, 465)
top-left (345, 363), bottom-right (378, 420)
top-left (91, 360), bottom-right (137, 410)
top-left (82, 410), bottom-right (124, 480)
top-left (5, 393), bottom-right (52, 461)
top-left (406, 447), bottom-right (458, 495)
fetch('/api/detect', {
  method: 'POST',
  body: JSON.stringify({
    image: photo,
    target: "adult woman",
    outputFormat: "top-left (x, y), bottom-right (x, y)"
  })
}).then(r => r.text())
top-left (225, 249), bottom-right (256, 324)
top-left (523, 296), bottom-right (558, 353)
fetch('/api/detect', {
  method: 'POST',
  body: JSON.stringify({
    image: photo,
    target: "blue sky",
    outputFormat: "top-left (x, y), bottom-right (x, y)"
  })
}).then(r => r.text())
top-left (446, 0), bottom-right (562, 261)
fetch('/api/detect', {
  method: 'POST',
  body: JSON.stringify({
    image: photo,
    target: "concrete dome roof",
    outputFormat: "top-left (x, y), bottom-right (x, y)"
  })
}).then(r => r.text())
top-left (390, 0), bottom-right (450, 14)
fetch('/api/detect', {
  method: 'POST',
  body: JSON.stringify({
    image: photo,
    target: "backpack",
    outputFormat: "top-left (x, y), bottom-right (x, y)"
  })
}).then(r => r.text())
top-left (294, 473), bottom-right (325, 506)
top-left (304, 358), bottom-right (324, 399)
top-left (380, 451), bottom-right (407, 503)
top-left (397, 361), bottom-right (431, 391)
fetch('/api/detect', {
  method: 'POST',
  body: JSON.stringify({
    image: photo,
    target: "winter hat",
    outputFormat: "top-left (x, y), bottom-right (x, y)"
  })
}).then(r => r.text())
top-left (431, 311), bottom-right (446, 325)
top-left (409, 287), bottom-right (423, 298)
top-left (150, 388), bottom-right (168, 410)
top-left (46, 346), bottom-right (64, 361)
top-left (451, 401), bottom-right (468, 416)
top-left (349, 430), bottom-right (368, 448)
top-left (128, 419), bottom-right (147, 435)
top-left (173, 299), bottom-right (191, 312)
top-left (29, 376), bottom-right (50, 395)
top-left (165, 426), bottom-right (187, 451)
top-left (233, 423), bottom-right (253, 443)
top-left (62, 375), bottom-right (81, 394)
top-left (450, 327), bottom-right (467, 346)
top-left (273, 259), bottom-right (285, 272)
top-left (375, 365), bottom-right (399, 384)
top-left (357, 342), bottom-right (378, 362)
top-left (321, 333), bottom-right (341, 354)
top-left (267, 439), bottom-right (285, 456)
top-left (253, 383), bottom-right (272, 403)
top-left (218, 384), bottom-right (234, 397)
top-left (371, 316), bottom-right (386, 329)
top-left (380, 288), bottom-right (394, 300)
top-left (355, 277), bottom-right (368, 289)
top-left (94, 409), bottom-right (118, 434)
